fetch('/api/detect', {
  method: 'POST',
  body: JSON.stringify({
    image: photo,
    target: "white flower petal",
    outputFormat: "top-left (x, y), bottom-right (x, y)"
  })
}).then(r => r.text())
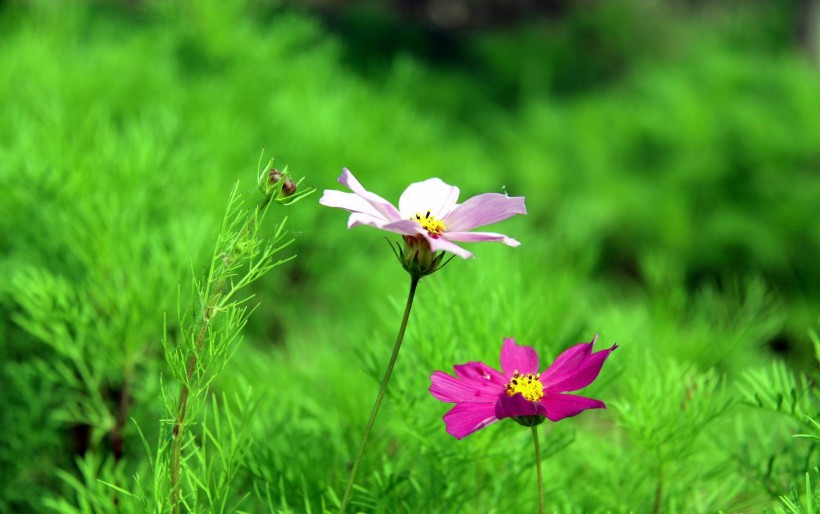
top-left (398, 178), bottom-right (460, 219)
top-left (381, 219), bottom-right (424, 236)
top-left (320, 190), bottom-right (383, 219)
top-left (443, 231), bottom-right (521, 247)
top-left (426, 235), bottom-right (473, 259)
top-left (337, 168), bottom-right (402, 222)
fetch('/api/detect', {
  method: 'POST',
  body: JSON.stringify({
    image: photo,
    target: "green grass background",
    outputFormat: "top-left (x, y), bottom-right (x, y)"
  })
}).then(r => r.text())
top-left (1, 0), bottom-right (818, 512)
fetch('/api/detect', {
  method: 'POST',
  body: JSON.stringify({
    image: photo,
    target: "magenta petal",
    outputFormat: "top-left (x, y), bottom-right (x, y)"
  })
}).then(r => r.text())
top-left (453, 361), bottom-right (507, 387)
top-left (443, 193), bottom-right (527, 232)
top-left (543, 341), bottom-right (592, 372)
top-left (499, 338), bottom-right (539, 377)
top-left (430, 371), bottom-right (505, 403)
top-left (541, 341), bottom-right (618, 393)
top-left (442, 402), bottom-right (498, 439)
top-left (398, 178), bottom-right (460, 219)
top-left (540, 393), bottom-right (605, 422)
top-left (337, 168), bottom-right (403, 222)
top-left (494, 393), bottom-right (548, 420)
top-left (539, 343), bottom-right (592, 385)
top-left (444, 231), bottom-right (521, 247)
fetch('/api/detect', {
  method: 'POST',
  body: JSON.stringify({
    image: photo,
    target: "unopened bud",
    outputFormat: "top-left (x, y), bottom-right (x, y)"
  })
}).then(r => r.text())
top-left (269, 168), bottom-right (297, 197)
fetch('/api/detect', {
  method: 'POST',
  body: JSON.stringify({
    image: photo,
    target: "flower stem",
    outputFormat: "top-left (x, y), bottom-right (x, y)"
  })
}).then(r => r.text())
top-left (338, 275), bottom-right (420, 514)
top-left (532, 425), bottom-right (545, 514)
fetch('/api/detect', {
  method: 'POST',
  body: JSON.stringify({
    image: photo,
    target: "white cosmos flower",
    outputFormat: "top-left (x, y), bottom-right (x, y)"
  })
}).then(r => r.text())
top-left (320, 168), bottom-right (526, 258)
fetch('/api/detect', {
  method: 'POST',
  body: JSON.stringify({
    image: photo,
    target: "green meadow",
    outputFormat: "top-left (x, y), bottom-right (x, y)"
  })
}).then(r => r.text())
top-left (1, 1), bottom-right (818, 512)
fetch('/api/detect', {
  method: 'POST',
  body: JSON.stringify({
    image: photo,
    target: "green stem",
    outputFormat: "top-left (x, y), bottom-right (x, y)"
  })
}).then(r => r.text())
top-left (171, 193), bottom-right (272, 514)
top-left (532, 425), bottom-right (545, 514)
top-left (338, 275), bottom-right (421, 514)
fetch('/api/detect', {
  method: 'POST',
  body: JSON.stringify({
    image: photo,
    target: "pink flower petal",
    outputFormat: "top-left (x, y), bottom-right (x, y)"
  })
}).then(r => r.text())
top-left (425, 235), bottom-right (474, 259)
top-left (398, 178), bottom-right (460, 219)
top-left (453, 361), bottom-right (507, 387)
top-left (429, 370), bottom-right (505, 403)
top-left (540, 393), bottom-right (605, 422)
top-left (347, 213), bottom-right (389, 230)
top-left (379, 219), bottom-right (425, 236)
top-left (499, 338), bottom-right (539, 377)
top-left (540, 341), bottom-right (618, 393)
top-left (444, 231), bottom-right (521, 247)
top-left (494, 393), bottom-right (549, 420)
top-left (337, 168), bottom-right (403, 222)
top-left (443, 193), bottom-right (527, 232)
top-left (319, 190), bottom-right (384, 219)
top-left (347, 215), bottom-right (422, 238)
top-left (442, 402), bottom-right (498, 439)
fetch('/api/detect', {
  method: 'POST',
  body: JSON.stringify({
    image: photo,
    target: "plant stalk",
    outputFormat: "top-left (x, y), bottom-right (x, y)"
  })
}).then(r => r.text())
top-left (532, 425), bottom-right (545, 514)
top-left (338, 275), bottom-right (420, 514)
top-left (170, 194), bottom-right (271, 514)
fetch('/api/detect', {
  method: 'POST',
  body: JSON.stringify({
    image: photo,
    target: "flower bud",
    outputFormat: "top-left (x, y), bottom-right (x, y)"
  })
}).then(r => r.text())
top-left (269, 168), bottom-right (296, 197)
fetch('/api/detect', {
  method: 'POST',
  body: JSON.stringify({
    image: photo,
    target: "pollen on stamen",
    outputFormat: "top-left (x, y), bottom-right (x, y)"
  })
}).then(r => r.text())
top-left (505, 371), bottom-right (545, 402)
top-left (411, 210), bottom-right (446, 237)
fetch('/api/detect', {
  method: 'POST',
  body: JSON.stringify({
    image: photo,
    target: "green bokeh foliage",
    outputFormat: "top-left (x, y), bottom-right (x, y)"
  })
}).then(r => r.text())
top-left (0, 0), bottom-right (818, 512)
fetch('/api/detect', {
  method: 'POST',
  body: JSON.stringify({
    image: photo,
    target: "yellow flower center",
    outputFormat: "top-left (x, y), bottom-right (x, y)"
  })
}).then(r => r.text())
top-left (413, 210), bottom-right (446, 236)
top-left (505, 371), bottom-right (544, 402)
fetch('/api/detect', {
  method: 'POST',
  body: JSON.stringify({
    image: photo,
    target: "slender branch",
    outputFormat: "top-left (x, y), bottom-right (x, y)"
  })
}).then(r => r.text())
top-left (652, 463), bottom-right (664, 514)
top-left (112, 368), bottom-right (132, 463)
top-left (338, 275), bottom-right (421, 514)
top-left (170, 193), bottom-right (272, 514)
top-left (532, 425), bottom-right (545, 514)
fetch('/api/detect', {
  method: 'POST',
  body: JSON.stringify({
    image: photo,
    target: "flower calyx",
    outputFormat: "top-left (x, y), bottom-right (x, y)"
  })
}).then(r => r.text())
top-left (512, 415), bottom-right (546, 427)
top-left (388, 236), bottom-right (454, 280)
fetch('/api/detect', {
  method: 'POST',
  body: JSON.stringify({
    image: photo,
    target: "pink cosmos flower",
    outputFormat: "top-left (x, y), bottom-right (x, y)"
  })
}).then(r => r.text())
top-left (430, 337), bottom-right (618, 439)
top-left (319, 168), bottom-right (526, 259)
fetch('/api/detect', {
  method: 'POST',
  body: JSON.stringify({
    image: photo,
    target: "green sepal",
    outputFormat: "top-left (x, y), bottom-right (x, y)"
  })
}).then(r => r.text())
top-left (512, 415), bottom-right (547, 428)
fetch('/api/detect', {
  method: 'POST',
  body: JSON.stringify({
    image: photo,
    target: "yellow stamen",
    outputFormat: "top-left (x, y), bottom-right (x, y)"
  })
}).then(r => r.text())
top-left (413, 210), bottom-right (446, 236)
top-left (505, 371), bottom-right (544, 402)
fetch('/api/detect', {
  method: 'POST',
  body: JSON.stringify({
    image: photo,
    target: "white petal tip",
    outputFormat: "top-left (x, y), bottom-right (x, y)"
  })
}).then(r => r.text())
top-left (338, 168), bottom-right (350, 183)
top-left (503, 237), bottom-right (521, 247)
top-left (318, 190), bottom-right (334, 206)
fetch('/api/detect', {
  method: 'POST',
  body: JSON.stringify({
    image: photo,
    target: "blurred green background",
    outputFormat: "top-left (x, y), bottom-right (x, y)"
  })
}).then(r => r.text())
top-left (1, 0), bottom-right (819, 512)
